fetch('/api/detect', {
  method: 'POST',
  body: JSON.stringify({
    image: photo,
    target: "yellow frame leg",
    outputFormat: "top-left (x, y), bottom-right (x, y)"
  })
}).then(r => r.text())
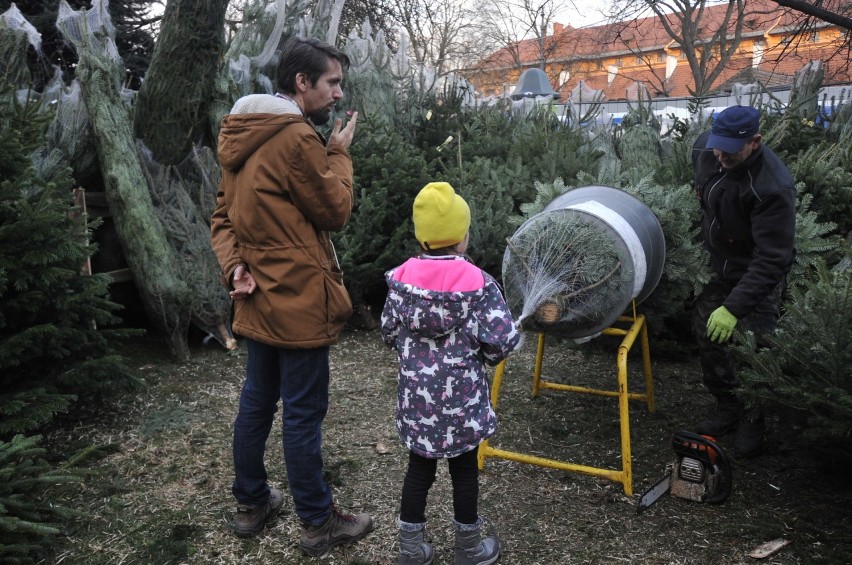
top-left (478, 304), bottom-right (655, 496)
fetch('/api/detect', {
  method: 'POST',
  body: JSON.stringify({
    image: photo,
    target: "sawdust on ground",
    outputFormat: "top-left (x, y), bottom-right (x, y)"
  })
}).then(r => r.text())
top-left (46, 329), bottom-right (851, 564)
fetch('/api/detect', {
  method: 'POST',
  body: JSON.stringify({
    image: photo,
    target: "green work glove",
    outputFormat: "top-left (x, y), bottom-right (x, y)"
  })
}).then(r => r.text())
top-left (706, 306), bottom-right (737, 343)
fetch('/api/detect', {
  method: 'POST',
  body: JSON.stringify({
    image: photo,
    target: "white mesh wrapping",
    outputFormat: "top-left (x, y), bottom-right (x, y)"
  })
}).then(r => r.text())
top-left (56, 0), bottom-right (120, 62)
top-left (502, 209), bottom-right (635, 339)
top-left (566, 201), bottom-right (647, 299)
top-left (569, 80), bottom-right (604, 104)
top-left (1, 4), bottom-right (42, 52)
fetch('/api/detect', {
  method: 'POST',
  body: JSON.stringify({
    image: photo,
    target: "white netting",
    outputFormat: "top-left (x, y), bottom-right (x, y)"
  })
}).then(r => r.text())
top-left (511, 95), bottom-right (555, 115)
top-left (136, 141), bottom-right (236, 350)
top-left (224, 0), bottom-right (291, 94)
top-left (346, 19), bottom-right (389, 74)
top-left (1, 4), bottom-right (41, 51)
top-left (31, 77), bottom-right (99, 181)
top-left (390, 32), bottom-right (410, 79)
top-left (343, 20), bottom-right (399, 123)
top-left (569, 80), bottom-right (604, 104)
top-left (56, 0), bottom-right (120, 62)
top-left (1, 4), bottom-right (42, 89)
top-left (298, 0), bottom-right (345, 44)
top-left (732, 82), bottom-right (760, 97)
top-left (324, 0), bottom-right (345, 46)
top-left (502, 208), bottom-right (635, 339)
top-left (626, 80), bottom-right (650, 101)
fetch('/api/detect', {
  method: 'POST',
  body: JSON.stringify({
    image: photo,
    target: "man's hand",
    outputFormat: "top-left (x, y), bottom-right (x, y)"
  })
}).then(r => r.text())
top-left (327, 111), bottom-right (358, 151)
top-left (230, 264), bottom-right (257, 300)
top-left (706, 306), bottom-right (737, 343)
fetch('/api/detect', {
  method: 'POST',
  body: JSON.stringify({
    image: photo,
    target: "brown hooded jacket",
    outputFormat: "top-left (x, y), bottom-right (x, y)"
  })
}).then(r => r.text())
top-left (211, 100), bottom-right (353, 348)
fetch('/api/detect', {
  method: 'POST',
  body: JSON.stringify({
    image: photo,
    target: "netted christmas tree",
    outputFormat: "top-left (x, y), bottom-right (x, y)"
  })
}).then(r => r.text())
top-left (503, 204), bottom-right (635, 338)
top-left (507, 165), bottom-right (708, 341)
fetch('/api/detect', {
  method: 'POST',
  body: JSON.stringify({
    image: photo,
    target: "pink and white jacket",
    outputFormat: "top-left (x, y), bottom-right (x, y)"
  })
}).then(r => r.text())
top-left (381, 255), bottom-right (521, 458)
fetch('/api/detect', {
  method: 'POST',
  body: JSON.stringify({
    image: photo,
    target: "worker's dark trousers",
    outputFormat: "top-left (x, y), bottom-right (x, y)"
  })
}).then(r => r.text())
top-left (691, 278), bottom-right (783, 402)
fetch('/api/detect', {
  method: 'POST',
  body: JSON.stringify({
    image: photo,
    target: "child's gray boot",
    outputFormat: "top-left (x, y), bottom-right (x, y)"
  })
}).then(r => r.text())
top-left (398, 519), bottom-right (433, 565)
top-left (452, 516), bottom-right (500, 565)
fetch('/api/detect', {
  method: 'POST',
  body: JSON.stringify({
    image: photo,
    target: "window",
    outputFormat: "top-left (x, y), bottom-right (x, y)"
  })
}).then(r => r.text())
top-left (635, 55), bottom-right (644, 65)
top-left (657, 52), bottom-right (665, 63)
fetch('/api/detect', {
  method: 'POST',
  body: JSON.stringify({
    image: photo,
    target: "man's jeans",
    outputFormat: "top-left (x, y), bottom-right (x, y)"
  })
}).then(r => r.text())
top-left (232, 338), bottom-right (332, 525)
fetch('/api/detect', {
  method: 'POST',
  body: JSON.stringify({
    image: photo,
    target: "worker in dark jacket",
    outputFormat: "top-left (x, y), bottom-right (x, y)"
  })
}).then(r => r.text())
top-left (691, 105), bottom-right (796, 457)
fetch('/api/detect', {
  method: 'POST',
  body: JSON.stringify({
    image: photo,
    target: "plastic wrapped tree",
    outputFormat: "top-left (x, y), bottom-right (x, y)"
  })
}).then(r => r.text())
top-left (503, 185), bottom-right (666, 339)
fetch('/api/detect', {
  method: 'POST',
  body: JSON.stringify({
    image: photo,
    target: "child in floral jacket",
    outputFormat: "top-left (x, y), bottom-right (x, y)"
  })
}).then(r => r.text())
top-left (381, 181), bottom-right (521, 565)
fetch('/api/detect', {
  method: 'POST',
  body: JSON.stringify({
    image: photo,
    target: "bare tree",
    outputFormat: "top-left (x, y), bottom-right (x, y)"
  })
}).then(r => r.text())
top-left (471, 0), bottom-right (592, 96)
top-left (391, 0), bottom-right (482, 77)
top-left (475, 0), bottom-right (563, 69)
top-left (604, 0), bottom-right (852, 98)
top-left (771, 0), bottom-right (852, 30)
top-left (605, 0), bottom-right (763, 97)
top-left (763, 1), bottom-right (852, 86)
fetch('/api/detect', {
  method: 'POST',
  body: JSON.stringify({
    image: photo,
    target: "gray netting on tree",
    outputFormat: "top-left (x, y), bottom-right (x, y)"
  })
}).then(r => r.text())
top-left (0, 4), bottom-right (41, 89)
top-left (731, 82), bottom-right (760, 97)
top-left (136, 141), bottom-right (236, 350)
top-left (210, 0), bottom-right (306, 139)
top-left (299, 0), bottom-right (346, 43)
top-left (569, 80), bottom-right (603, 104)
top-left (223, 0), bottom-right (292, 94)
top-left (565, 80), bottom-right (603, 125)
top-left (183, 144), bottom-right (221, 219)
top-left (625, 81), bottom-right (650, 101)
top-left (344, 20), bottom-right (399, 122)
top-left (503, 209), bottom-right (634, 339)
top-left (511, 95), bottom-right (556, 116)
top-left (57, 0), bottom-right (119, 60)
top-left (57, 0), bottom-right (194, 359)
top-left (31, 78), bottom-right (100, 182)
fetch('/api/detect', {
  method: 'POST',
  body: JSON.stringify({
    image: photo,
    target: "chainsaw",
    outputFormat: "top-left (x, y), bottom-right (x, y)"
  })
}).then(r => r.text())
top-left (636, 430), bottom-right (732, 514)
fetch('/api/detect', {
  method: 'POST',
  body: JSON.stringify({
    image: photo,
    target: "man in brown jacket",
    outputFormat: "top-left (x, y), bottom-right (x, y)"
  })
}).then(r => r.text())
top-left (211, 37), bottom-right (372, 557)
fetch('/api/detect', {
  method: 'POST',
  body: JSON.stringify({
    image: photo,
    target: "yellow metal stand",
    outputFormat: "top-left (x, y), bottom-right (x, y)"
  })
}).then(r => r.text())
top-left (477, 303), bottom-right (655, 496)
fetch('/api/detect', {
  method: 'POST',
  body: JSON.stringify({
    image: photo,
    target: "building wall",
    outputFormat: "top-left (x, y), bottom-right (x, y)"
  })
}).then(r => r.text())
top-left (468, 3), bottom-right (852, 103)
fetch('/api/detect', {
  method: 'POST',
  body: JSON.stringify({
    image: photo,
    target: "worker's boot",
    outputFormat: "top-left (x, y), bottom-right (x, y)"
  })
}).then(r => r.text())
top-left (453, 516), bottom-right (500, 565)
top-left (398, 519), bottom-right (433, 565)
top-left (697, 394), bottom-right (742, 437)
top-left (734, 408), bottom-right (765, 458)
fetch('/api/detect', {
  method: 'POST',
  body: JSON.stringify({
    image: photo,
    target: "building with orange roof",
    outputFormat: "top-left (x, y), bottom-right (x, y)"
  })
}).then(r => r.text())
top-left (466, 0), bottom-right (852, 103)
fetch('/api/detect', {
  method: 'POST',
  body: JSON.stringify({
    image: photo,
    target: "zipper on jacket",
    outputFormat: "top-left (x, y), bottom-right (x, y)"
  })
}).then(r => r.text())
top-left (704, 173), bottom-right (727, 245)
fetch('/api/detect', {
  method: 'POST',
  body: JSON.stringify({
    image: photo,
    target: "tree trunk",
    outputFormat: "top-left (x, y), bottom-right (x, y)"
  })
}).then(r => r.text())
top-left (133, 0), bottom-right (229, 166)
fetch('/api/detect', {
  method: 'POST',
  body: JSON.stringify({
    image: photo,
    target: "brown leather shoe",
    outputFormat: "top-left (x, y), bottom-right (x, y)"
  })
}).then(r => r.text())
top-left (232, 488), bottom-right (284, 538)
top-left (300, 504), bottom-right (374, 557)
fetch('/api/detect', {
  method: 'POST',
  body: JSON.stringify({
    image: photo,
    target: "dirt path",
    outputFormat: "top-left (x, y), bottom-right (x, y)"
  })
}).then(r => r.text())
top-left (47, 330), bottom-right (850, 564)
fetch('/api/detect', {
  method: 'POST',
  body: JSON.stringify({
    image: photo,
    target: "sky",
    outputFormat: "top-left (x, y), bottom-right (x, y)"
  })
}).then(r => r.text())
top-left (552, 0), bottom-right (614, 29)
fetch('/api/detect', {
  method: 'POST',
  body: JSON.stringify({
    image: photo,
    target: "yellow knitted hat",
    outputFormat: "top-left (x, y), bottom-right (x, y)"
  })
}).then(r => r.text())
top-left (412, 182), bottom-right (471, 249)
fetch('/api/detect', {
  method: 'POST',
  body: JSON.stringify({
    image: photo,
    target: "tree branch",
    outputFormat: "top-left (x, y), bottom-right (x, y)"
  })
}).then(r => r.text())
top-left (771, 0), bottom-right (852, 30)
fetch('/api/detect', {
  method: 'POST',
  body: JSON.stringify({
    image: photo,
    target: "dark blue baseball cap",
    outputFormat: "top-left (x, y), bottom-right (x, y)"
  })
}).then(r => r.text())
top-left (708, 106), bottom-right (760, 153)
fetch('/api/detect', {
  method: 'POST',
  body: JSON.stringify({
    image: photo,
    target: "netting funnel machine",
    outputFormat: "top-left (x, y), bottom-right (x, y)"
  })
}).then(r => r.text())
top-left (478, 185), bottom-right (666, 496)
